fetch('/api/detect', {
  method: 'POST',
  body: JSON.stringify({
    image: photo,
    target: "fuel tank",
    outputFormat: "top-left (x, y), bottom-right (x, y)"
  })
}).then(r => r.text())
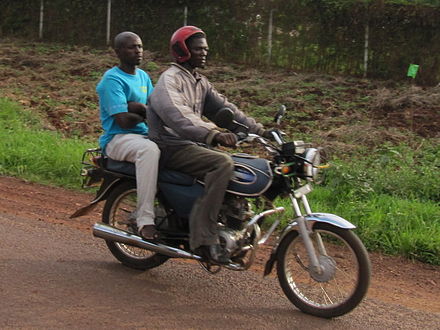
top-left (227, 154), bottom-right (273, 196)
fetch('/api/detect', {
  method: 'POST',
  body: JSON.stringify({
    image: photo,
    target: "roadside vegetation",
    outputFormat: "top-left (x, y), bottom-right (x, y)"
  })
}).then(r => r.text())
top-left (0, 40), bottom-right (439, 264)
top-left (0, 98), bottom-right (93, 188)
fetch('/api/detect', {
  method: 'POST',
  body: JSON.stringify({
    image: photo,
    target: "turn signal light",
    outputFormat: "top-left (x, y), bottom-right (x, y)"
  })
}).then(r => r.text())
top-left (281, 165), bottom-right (291, 174)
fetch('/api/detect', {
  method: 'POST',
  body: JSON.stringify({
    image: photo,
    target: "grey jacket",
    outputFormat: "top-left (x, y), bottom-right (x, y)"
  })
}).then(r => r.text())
top-left (148, 63), bottom-right (264, 148)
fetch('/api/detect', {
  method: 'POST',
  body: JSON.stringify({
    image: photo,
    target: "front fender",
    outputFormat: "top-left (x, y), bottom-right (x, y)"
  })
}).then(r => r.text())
top-left (303, 213), bottom-right (356, 229)
top-left (263, 213), bottom-right (355, 276)
top-left (279, 213), bottom-right (355, 247)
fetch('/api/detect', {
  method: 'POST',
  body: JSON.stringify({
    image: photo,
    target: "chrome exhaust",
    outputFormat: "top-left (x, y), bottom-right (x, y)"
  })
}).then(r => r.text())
top-left (92, 222), bottom-right (202, 260)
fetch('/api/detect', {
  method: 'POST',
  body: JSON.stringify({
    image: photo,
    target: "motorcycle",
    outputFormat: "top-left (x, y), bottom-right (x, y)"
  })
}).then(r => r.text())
top-left (71, 106), bottom-right (371, 318)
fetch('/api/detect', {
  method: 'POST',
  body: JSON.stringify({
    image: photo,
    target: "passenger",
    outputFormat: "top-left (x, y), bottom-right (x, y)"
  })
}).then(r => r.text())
top-left (97, 31), bottom-right (159, 240)
top-left (148, 26), bottom-right (271, 264)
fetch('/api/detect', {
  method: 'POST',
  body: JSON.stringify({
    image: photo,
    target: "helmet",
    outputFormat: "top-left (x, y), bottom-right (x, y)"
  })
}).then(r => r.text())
top-left (170, 25), bottom-right (205, 63)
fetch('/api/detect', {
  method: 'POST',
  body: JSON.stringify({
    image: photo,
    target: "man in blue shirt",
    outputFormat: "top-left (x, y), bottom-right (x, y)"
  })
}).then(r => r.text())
top-left (97, 31), bottom-right (160, 240)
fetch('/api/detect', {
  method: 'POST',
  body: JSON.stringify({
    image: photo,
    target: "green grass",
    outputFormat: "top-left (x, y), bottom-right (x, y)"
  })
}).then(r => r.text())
top-left (315, 189), bottom-right (439, 264)
top-left (1, 97), bottom-right (439, 265)
top-left (325, 143), bottom-right (440, 202)
top-left (0, 98), bottom-right (94, 188)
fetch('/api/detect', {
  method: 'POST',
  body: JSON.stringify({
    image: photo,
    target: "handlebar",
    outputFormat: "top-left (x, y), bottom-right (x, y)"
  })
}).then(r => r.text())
top-left (236, 132), bottom-right (248, 142)
top-left (236, 129), bottom-right (284, 145)
top-left (236, 133), bottom-right (282, 155)
top-left (236, 133), bottom-right (261, 145)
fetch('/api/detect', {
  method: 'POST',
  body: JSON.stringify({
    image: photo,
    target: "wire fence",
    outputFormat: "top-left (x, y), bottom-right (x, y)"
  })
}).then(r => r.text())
top-left (1, 0), bottom-right (439, 85)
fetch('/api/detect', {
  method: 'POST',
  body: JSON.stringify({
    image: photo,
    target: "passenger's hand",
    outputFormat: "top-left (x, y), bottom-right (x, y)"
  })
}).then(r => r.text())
top-left (127, 102), bottom-right (147, 119)
top-left (214, 133), bottom-right (237, 148)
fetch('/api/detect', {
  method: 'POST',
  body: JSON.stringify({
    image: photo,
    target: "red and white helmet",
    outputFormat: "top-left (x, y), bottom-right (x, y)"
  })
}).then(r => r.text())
top-left (170, 25), bottom-right (205, 63)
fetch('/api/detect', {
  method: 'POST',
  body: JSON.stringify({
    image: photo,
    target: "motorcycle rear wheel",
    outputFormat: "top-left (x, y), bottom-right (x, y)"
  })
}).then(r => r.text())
top-left (276, 222), bottom-right (370, 318)
top-left (102, 181), bottom-right (169, 270)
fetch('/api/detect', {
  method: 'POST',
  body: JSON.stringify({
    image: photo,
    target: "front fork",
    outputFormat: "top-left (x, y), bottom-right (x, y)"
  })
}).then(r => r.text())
top-left (290, 193), bottom-right (326, 275)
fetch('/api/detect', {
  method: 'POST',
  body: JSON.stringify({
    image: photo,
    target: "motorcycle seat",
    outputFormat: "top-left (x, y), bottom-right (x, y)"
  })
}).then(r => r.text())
top-left (105, 158), bottom-right (196, 186)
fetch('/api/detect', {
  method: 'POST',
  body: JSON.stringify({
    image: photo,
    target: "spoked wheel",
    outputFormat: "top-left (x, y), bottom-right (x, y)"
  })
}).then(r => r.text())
top-left (276, 222), bottom-right (371, 318)
top-left (102, 181), bottom-right (169, 270)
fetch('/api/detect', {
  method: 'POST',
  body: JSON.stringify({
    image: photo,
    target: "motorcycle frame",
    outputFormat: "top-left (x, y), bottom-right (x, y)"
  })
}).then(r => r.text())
top-left (81, 134), bottom-right (357, 276)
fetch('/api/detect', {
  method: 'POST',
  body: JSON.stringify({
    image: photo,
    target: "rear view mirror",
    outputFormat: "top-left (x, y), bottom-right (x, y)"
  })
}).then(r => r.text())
top-left (274, 105), bottom-right (286, 125)
top-left (214, 107), bottom-right (249, 134)
top-left (214, 107), bottom-right (234, 128)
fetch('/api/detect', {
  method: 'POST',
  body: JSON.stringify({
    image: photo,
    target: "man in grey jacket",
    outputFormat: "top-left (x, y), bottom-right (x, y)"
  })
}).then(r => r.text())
top-left (148, 26), bottom-right (267, 264)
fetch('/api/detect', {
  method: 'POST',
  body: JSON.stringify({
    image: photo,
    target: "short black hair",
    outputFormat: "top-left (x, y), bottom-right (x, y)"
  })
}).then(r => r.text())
top-left (114, 31), bottom-right (140, 49)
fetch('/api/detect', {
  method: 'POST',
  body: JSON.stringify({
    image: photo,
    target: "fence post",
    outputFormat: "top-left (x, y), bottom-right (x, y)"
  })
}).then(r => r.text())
top-left (39, 0), bottom-right (44, 39)
top-left (363, 21), bottom-right (369, 78)
top-left (268, 9), bottom-right (274, 64)
top-left (106, 0), bottom-right (112, 46)
top-left (183, 6), bottom-right (188, 26)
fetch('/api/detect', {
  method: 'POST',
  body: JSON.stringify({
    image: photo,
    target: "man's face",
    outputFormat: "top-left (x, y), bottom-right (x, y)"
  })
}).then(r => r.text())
top-left (116, 36), bottom-right (143, 66)
top-left (187, 37), bottom-right (208, 69)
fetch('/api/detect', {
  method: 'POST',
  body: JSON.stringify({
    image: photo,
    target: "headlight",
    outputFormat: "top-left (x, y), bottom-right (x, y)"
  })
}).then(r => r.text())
top-left (304, 148), bottom-right (320, 182)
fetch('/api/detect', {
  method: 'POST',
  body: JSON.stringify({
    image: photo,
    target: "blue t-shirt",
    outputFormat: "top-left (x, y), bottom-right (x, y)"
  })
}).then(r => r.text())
top-left (97, 66), bottom-right (154, 151)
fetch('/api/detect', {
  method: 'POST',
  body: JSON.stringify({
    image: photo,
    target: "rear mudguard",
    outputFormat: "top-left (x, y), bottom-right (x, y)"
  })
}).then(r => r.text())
top-left (263, 213), bottom-right (356, 276)
top-left (70, 175), bottom-right (129, 218)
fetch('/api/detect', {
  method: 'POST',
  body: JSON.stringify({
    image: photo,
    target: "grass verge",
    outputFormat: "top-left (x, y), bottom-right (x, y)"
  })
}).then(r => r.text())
top-left (0, 98), bottom-right (94, 188)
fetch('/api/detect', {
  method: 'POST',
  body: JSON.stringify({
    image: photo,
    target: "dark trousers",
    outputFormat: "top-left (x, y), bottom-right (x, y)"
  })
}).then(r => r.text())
top-left (165, 145), bottom-right (234, 250)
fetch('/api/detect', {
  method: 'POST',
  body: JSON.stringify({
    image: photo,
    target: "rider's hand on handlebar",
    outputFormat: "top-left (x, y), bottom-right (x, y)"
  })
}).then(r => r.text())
top-left (214, 133), bottom-right (238, 148)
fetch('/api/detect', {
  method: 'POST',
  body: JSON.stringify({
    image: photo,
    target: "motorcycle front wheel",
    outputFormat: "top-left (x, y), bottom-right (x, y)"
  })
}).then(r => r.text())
top-left (276, 222), bottom-right (370, 318)
top-left (102, 181), bottom-right (169, 270)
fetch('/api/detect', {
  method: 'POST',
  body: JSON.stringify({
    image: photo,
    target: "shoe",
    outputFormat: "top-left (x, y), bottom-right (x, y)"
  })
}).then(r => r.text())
top-left (139, 225), bottom-right (158, 240)
top-left (195, 244), bottom-right (231, 265)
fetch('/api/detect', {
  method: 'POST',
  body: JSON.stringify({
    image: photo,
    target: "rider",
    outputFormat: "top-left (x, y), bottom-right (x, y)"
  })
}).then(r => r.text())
top-left (97, 31), bottom-right (160, 240)
top-left (148, 26), bottom-right (270, 264)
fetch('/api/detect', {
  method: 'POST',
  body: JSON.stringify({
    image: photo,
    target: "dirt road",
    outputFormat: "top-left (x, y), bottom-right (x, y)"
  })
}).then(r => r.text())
top-left (0, 176), bottom-right (439, 329)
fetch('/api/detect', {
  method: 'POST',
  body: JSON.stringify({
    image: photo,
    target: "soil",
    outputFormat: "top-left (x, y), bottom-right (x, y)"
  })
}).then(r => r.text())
top-left (0, 39), bottom-right (439, 151)
top-left (1, 176), bottom-right (439, 317)
top-left (0, 39), bottom-right (439, 327)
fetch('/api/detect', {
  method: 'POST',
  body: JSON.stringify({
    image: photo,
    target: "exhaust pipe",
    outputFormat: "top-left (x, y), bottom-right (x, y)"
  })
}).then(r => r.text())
top-left (93, 222), bottom-right (202, 260)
